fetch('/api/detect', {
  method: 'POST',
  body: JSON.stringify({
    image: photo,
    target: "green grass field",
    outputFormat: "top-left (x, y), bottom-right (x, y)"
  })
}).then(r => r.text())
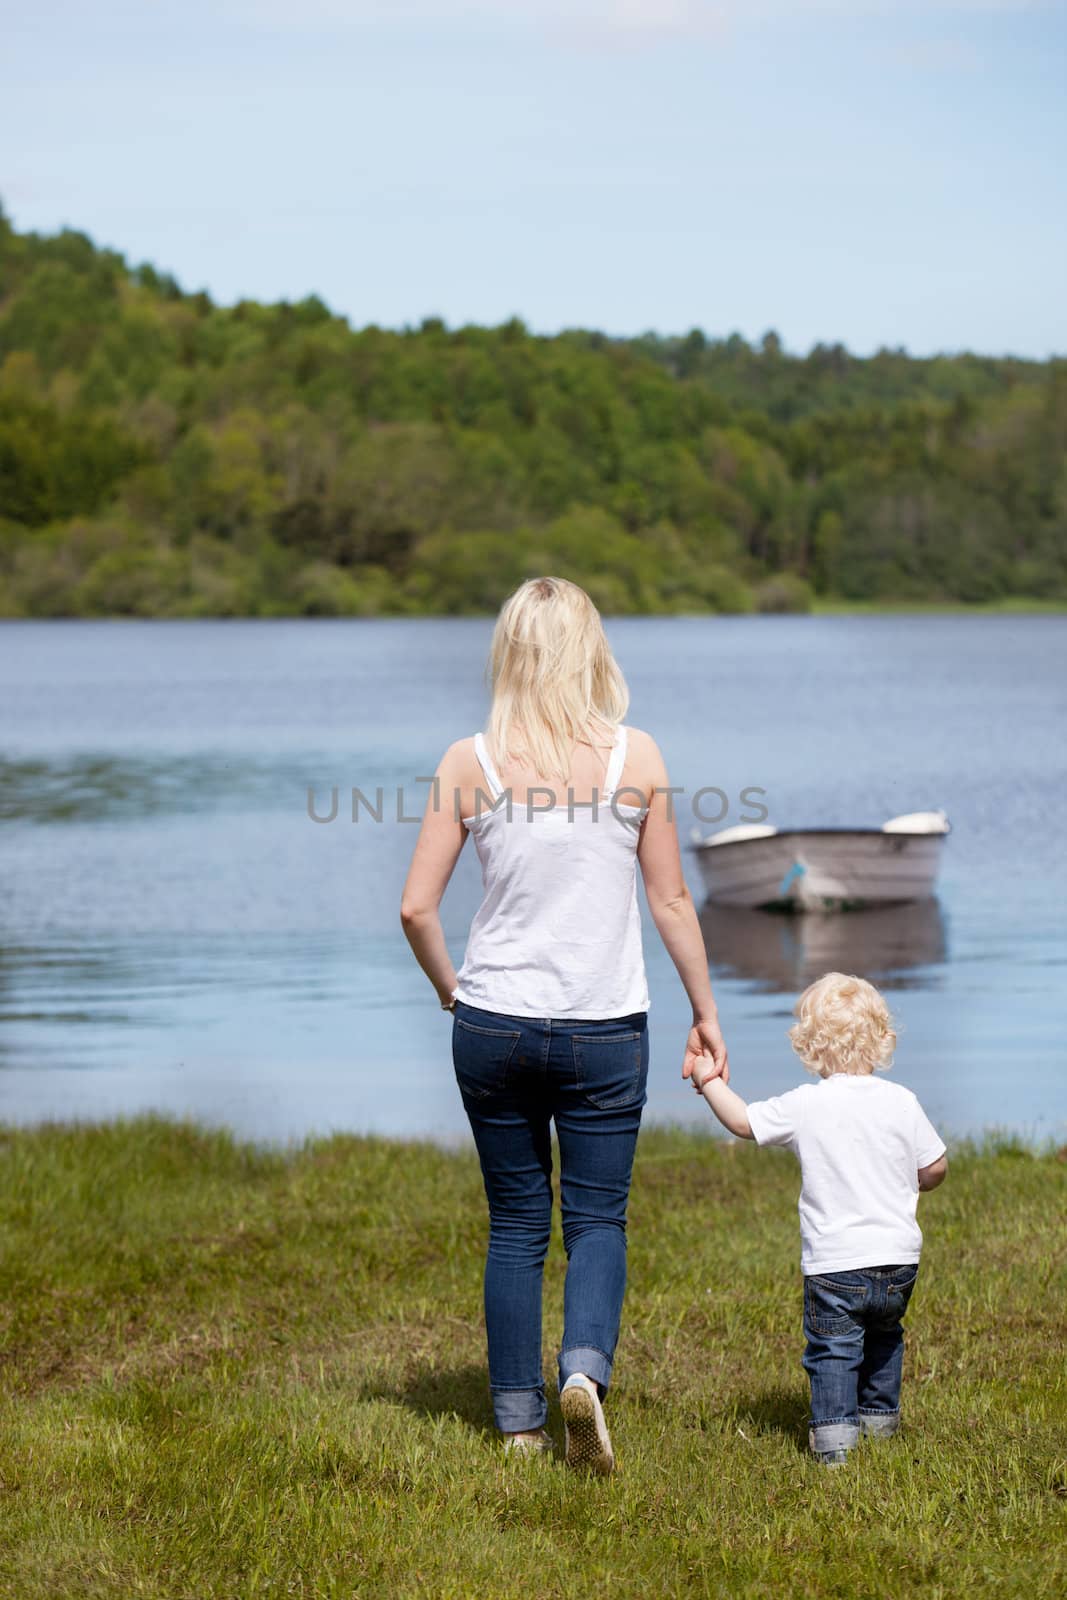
top-left (0, 1118), bottom-right (1064, 1598)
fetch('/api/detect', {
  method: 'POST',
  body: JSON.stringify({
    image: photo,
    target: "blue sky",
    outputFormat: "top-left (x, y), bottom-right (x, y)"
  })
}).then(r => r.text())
top-left (3, 0), bottom-right (1065, 356)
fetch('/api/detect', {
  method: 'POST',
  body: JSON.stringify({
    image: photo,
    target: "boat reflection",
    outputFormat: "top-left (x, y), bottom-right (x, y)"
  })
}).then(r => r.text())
top-left (700, 897), bottom-right (948, 995)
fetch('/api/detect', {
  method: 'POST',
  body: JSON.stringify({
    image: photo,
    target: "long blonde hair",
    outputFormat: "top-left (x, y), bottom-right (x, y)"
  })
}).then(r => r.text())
top-left (485, 578), bottom-right (629, 786)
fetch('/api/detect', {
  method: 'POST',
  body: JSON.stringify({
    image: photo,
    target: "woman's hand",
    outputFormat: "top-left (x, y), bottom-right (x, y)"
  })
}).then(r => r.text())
top-left (683, 1014), bottom-right (728, 1088)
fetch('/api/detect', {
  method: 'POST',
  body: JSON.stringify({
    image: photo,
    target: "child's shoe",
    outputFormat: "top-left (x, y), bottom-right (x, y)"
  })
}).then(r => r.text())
top-left (560, 1374), bottom-right (614, 1475)
top-left (503, 1429), bottom-right (554, 1457)
top-left (809, 1421), bottom-right (859, 1467)
top-left (859, 1410), bottom-right (900, 1440)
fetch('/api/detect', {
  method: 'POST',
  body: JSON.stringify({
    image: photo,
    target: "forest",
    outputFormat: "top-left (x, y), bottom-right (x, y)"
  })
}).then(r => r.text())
top-left (1, 203), bottom-right (1065, 617)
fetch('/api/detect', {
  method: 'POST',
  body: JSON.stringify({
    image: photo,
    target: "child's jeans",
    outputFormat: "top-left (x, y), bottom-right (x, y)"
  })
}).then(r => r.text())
top-left (802, 1263), bottom-right (919, 1457)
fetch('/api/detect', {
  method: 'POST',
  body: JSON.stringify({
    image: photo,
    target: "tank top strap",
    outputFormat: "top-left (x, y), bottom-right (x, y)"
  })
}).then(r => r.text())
top-left (603, 723), bottom-right (628, 797)
top-left (473, 731), bottom-right (504, 800)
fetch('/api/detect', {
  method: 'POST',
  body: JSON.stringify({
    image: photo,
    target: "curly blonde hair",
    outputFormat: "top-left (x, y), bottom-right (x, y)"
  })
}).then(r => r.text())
top-left (789, 971), bottom-right (896, 1078)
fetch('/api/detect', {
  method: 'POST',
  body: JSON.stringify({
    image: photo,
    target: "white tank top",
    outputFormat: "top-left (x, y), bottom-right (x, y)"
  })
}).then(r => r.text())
top-left (452, 723), bottom-right (650, 1020)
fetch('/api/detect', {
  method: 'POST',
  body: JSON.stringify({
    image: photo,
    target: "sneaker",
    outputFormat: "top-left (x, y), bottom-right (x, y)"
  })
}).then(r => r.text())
top-left (503, 1429), bottom-right (554, 1457)
top-left (808, 1427), bottom-right (851, 1467)
top-left (859, 1412), bottom-right (900, 1440)
top-left (560, 1374), bottom-right (614, 1475)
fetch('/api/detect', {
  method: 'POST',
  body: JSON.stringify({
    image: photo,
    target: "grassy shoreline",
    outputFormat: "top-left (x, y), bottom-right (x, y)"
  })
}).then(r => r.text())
top-left (809, 597), bottom-right (1067, 615)
top-left (0, 1117), bottom-right (1064, 1598)
top-left (3, 598), bottom-right (1067, 623)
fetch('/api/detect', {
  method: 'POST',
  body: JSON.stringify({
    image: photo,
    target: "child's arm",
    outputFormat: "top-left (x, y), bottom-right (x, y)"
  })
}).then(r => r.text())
top-left (918, 1154), bottom-right (948, 1191)
top-left (913, 1097), bottom-right (947, 1192)
top-left (693, 1059), bottom-right (754, 1140)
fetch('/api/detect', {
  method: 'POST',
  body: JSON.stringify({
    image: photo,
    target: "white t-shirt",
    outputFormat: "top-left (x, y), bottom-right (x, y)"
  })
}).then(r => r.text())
top-left (746, 1074), bottom-right (946, 1276)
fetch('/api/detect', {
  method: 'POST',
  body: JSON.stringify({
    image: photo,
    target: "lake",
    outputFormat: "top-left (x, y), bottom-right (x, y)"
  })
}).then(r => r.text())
top-left (2, 616), bottom-right (1064, 1145)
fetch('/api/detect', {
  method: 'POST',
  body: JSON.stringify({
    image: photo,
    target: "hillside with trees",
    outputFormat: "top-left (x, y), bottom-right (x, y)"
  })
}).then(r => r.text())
top-left (1, 204), bottom-right (1064, 617)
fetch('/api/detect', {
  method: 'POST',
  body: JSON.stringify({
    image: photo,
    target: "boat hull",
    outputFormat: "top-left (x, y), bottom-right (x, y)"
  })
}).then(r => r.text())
top-left (692, 829), bottom-right (947, 911)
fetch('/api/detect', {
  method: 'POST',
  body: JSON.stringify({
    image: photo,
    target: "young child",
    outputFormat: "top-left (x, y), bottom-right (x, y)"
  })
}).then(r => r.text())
top-left (693, 970), bottom-right (947, 1466)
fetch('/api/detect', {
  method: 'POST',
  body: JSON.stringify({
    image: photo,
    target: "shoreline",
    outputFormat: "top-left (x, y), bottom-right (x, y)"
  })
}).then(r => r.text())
top-left (2, 599), bottom-right (1067, 624)
top-left (0, 1112), bottom-right (1061, 1157)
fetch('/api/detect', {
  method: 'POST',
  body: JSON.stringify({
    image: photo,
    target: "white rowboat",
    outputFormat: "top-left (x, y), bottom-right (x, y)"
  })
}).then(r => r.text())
top-left (690, 810), bottom-right (950, 911)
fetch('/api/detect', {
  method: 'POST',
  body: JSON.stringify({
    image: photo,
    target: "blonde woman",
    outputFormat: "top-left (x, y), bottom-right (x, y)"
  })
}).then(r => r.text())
top-left (400, 577), bottom-right (728, 1472)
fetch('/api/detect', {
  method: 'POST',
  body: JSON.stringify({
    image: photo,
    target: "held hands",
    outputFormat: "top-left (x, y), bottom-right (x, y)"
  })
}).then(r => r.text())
top-left (683, 1014), bottom-right (728, 1090)
top-left (689, 1059), bottom-right (715, 1093)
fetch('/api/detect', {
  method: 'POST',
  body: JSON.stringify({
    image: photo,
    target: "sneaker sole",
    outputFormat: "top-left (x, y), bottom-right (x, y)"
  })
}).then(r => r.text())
top-left (561, 1385), bottom-right (614, 1475)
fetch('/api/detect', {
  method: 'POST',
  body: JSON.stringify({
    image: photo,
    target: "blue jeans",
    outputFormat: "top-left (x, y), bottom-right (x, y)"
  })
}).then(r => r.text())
top-left (451, 999), bottom-right (649, 1433)
top-left (803, 1263), bottom-right (919, 1455)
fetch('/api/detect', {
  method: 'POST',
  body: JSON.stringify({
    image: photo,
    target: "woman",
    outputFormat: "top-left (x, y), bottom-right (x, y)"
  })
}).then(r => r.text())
top-left (400, 577), bottom-right (728, 1472)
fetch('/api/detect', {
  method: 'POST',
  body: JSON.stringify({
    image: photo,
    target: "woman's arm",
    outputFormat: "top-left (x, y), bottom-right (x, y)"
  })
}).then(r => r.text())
top-left (399, 741), bottom-right (469, 1007)
top-left (633, 730), bottom-right (728, 1084)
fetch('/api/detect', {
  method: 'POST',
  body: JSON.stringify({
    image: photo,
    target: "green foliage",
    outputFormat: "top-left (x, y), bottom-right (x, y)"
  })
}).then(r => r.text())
top-left (754, 574), bottom-right (813, 614)
top-left (0, 373), bottom-right (147, 526)
top-left (0, 207), bottom-right (1064, 616)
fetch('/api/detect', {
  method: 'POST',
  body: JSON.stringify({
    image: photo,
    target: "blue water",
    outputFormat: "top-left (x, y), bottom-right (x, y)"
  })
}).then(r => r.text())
top-left (2, 616), bottom-right (1065, 1144)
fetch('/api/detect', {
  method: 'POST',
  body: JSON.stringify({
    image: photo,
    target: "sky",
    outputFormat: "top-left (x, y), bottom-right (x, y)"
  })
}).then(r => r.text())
top-left (2, 0), bottom-right (1066, 357)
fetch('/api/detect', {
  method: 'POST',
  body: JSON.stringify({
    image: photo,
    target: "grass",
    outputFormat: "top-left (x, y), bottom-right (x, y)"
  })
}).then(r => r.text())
top-left (0, 1118), bottom-right (1064, 1599)
top-left (808, 597), bottom-right (1067, 615)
